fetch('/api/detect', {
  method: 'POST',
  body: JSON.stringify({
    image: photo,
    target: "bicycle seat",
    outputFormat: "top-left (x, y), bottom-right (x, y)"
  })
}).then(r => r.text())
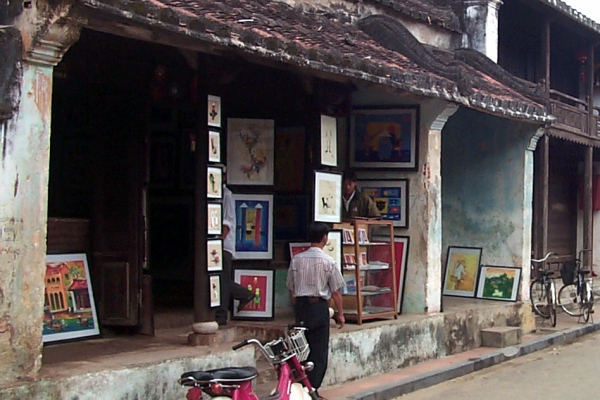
top-left (578, 269), bottom-right (591, 275)
top-left (181, 366), bottom-right (258, 383)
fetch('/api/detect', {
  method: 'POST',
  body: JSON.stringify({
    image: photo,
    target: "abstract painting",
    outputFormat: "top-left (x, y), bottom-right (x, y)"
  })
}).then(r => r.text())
top-left (357, 180), bottom-right (408, 228)
top-left (227, 118), bottom-right (274, 186)
top-left (476, 266), bottom-right (521, 302)
top-left (233, 194), bottom-right (273, 259)
top-left (232, 269), bottom-right (274, 320)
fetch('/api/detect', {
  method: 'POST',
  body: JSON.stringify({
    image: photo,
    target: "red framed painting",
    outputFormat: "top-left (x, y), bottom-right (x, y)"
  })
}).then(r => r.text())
top-left (232, 269), bottom-right (275, 320)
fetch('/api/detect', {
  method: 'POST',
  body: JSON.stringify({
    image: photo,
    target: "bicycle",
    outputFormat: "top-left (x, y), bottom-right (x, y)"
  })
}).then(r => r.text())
top-left (529, 252), bottom-right (558, 327)
top-left (558, 249), bottom-right (594, 322)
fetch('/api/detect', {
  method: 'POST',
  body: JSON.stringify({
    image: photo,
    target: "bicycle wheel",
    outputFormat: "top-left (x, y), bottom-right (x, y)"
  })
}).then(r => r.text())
top-left (547, 282), bottom-right (557, 327)
top-left (530, 279), bottom-right (549, 318)
top-left (558, 283), bottom-right (582, 317)
top-left (583, 283), bottom-right (594, 323)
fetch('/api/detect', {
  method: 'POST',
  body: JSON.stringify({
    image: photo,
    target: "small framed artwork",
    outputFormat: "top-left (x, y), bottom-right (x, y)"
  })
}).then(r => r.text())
top-left (227, 118), bottom-right (275, 186)
top-left (275, 127), bottom-right (305, 192)
top-left (323, 229), bottom-right (343, 270)
top-left (357, 180), bottom-right (408, 228)
top-left (443, 246), bottom-right (482, 298)
top-left (232, 269), bottom-right (275, 320)
top-left (208, 95), bottom-right (221, 128)
top-left (371, 235), bottom-right (410, 313)
top-left (343, 228), bottom-right (355, 244)
top-left (320, 115), bottom-right (337, 167)
top-left (357, 228), bottom-right (369, 244)
top-left (314, 170), bottom-right (343, 223)
top-left (207, 202), bottom-right (222, 236)
top-left (209, 275), bottom-right (221, 308)
top-left (359, 252), bottom-right (368, 267)
top-left (43, 253), bottom-right (100, 343)
top-left (206, 239), bottom-right (223, 272)
top-left (233, 194), bottom-right (273, 259)
top-left (476, 266), bottom-right (521, 302)
top-left (350, 107), bottom-right (418, 170)
top-left (207, 166), bottom-right (223, 199)
top-left (208, 130), bottom-right (221, 163)
top-left (274, 196), bottom-right (309, 241)
top-left (289, 242), bottom-right (311, 259)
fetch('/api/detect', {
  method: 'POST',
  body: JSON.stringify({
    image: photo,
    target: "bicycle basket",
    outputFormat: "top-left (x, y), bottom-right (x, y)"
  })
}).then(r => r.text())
top-left (287, 329), bottom-right (310, 362)
top-left (560, 261), bottom-right (576, 285)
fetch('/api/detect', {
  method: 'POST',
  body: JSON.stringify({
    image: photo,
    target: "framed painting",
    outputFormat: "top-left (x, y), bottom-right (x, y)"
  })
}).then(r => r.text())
top-left (233, 194), bottom-right (273, 259)
top-left (232, 269), bottom-right (275, 320)
top-left (289, 242), bottom-right (311, 259)
top-left (43, 253), bottom-right (100, 343)
top-left (314, 170), bottom-right (342, 223)
top-left (275, 127), bottom-right (305, 192)
top-left (476, 266), bottom-right (521, 302)
top-left (323, 229), bottom-right (343, 270)
top-left (320, 115), bottom-right (337, 167)
top-left (207, 165), bottom-right (223, 199)
top-left (227, 118), bottom-right (275, 186)
top-left (274, 196), bottom-right (309, 241)
top-left (208, 130), bottom-right (221, 163)
top-left (350, 107), bottom-right (418, 169)
top-left (207, 95), bottom-right (221, 128)
top-left (207, 202), bottom-right (222, 236)
top-left (209, 275), bottom-right (221, 308)
top-left (372, 235), bottom-right (410, 313)
top-left (206, 239), bottom-right (223, 272)
top-left (443, 246), bottom-right (482, 298)
top-left (357, 180), bottom-right (409, 228)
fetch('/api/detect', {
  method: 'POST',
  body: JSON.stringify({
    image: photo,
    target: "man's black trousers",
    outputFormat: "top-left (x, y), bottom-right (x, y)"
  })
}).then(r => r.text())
top-left (294, 297), bottom-right (330, 390)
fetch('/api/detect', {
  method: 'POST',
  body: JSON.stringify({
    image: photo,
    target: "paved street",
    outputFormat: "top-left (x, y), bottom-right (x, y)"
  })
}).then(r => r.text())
top-left (398, 329), bottom-right (600, 399)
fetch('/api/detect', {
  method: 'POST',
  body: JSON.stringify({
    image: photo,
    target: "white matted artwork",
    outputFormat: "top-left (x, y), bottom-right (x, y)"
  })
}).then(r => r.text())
top-left (43, 253), bottom-right (100, 343)
top-left (209, 275), bottom-right (221, 307)
top-left (207, 202), bottom-right (222, 235)
top-left (227, 118), bottom-right (275, 186)
top-left (320, 115), bottom-right (337, 167)
top-left (314, 170), bottom-right (342, 223)
top-left (208, 95), bottom-right (221, 128)
top-left (207, 239), bottom-right (223, 272)
top-left (207, 166), bottom-right (223, 199)
top-left (208, 130), bottom-right (221, 163)
top-left (322, 229), bottom-right (343, 270)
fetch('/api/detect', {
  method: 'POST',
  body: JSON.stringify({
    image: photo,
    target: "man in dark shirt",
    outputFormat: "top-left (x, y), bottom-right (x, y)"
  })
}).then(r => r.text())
top-left (342, 169), bottom-right (381, 220)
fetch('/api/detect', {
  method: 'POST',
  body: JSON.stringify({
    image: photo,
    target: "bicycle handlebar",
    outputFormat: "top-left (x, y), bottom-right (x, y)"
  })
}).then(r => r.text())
top-left (531, 252), bottom-right (556, 264)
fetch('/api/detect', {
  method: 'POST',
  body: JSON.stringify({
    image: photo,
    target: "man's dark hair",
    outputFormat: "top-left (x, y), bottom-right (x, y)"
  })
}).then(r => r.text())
top-left (342, 169), bottom-right (357, 182)
top-left (308, 222), bottom-right (330, 243)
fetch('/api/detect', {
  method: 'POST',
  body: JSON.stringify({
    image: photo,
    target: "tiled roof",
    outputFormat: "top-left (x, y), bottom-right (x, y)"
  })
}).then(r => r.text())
top-left (365, 0), bottom-right (461, 32)
top-left (537, 0), bottom-right (600, 34)
top-left (75, 0), bottom-right (549, 122)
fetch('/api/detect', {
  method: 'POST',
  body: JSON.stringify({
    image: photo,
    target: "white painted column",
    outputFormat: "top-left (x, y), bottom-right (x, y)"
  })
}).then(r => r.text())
top-left (461, 0), bottom-right (503, 62)
top-left (0, 21), bottom-right (79, 384)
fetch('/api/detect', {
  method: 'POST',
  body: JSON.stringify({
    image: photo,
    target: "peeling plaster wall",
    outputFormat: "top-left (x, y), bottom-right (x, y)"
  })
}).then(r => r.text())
top-left (441, 108), bottom-right (535, 278)
top-left (459, 0), bottom-right (502, 62)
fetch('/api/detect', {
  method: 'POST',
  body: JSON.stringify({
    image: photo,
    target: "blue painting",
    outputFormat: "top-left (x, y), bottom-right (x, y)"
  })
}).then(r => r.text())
top-left (350, 108), bottom-right (417, 169)
top-left (233, 194), bottom-right (273, 259)
top-left (357, 180), bottom-right (408, 228)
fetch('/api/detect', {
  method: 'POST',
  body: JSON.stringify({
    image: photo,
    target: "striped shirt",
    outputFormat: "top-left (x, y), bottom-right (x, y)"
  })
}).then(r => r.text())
top-left (286, 247), bottom-right (345, 300)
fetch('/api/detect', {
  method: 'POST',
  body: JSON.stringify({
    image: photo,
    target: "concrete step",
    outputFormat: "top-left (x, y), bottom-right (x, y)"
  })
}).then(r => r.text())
top-left (481, 326), bottom-right (522, 348)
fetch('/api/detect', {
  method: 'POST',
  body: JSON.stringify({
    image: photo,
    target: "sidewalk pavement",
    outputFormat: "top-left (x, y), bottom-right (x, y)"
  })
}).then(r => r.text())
top-left (320, 314), bottom-right (600, 400)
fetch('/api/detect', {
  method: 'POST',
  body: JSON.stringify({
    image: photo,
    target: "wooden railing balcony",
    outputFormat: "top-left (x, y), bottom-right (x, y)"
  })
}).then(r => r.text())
top-left (549, 90), bottom-right (590, 136)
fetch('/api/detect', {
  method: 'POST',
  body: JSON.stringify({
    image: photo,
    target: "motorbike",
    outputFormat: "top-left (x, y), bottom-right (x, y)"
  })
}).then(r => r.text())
top-left (179, 325), bottom-right (318, 400)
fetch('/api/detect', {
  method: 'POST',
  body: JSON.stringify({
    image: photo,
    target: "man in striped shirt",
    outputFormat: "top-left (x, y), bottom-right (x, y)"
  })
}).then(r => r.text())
top-left (287, 223), bottom-right (345, 398)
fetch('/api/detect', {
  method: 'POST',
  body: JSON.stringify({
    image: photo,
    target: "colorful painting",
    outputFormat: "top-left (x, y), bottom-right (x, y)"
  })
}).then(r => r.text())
top-left (206, 239), bottom-right (223, 272)
top-left (208, 130), bottom-right (221, 163)
top-left (314, 170), bottom-right (342, 223)
top-left (357, 180), bottom-right (408, 228)
top-left (320, 115), bottom-right (337, 167)
top-left (207, 166), bottom-right (223, 199)
top-left (43, 253), bottom-right (100, 343)
top-left (289, 242), bottom-right (311, 259)
top-left (209, 275), bottom-right (221, 307)
top-left (274, 196), bottom-right (308, 241)
top-left (207, 202), bottom-right (222, 236)
top-left (275, 127), bottom-right (305, 192)
top-left (443, 246), bottom-right (482, 297)
top-left (207, 95), bottom-right (221, 128)
top-left (323, 230), bottom-right (343, 271)
top-left (476, 266), bottom-right (521, 302)
top-left (233, 194), bottom-right (273, 259)
top-left (232, 269), bottom-right (275, 320)
top-left (227, 118), bottom-right (275, 186)
top-left (350, 108), bottom-right (418, 169)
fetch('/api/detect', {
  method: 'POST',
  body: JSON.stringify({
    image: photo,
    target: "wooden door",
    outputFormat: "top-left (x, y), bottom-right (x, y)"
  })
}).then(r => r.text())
top-left (92, 95), bottom-right (145, 326)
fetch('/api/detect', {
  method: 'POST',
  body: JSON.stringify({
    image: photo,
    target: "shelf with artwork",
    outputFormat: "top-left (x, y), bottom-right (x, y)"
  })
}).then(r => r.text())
top-left (333, 219), bottom-right (397, 325)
